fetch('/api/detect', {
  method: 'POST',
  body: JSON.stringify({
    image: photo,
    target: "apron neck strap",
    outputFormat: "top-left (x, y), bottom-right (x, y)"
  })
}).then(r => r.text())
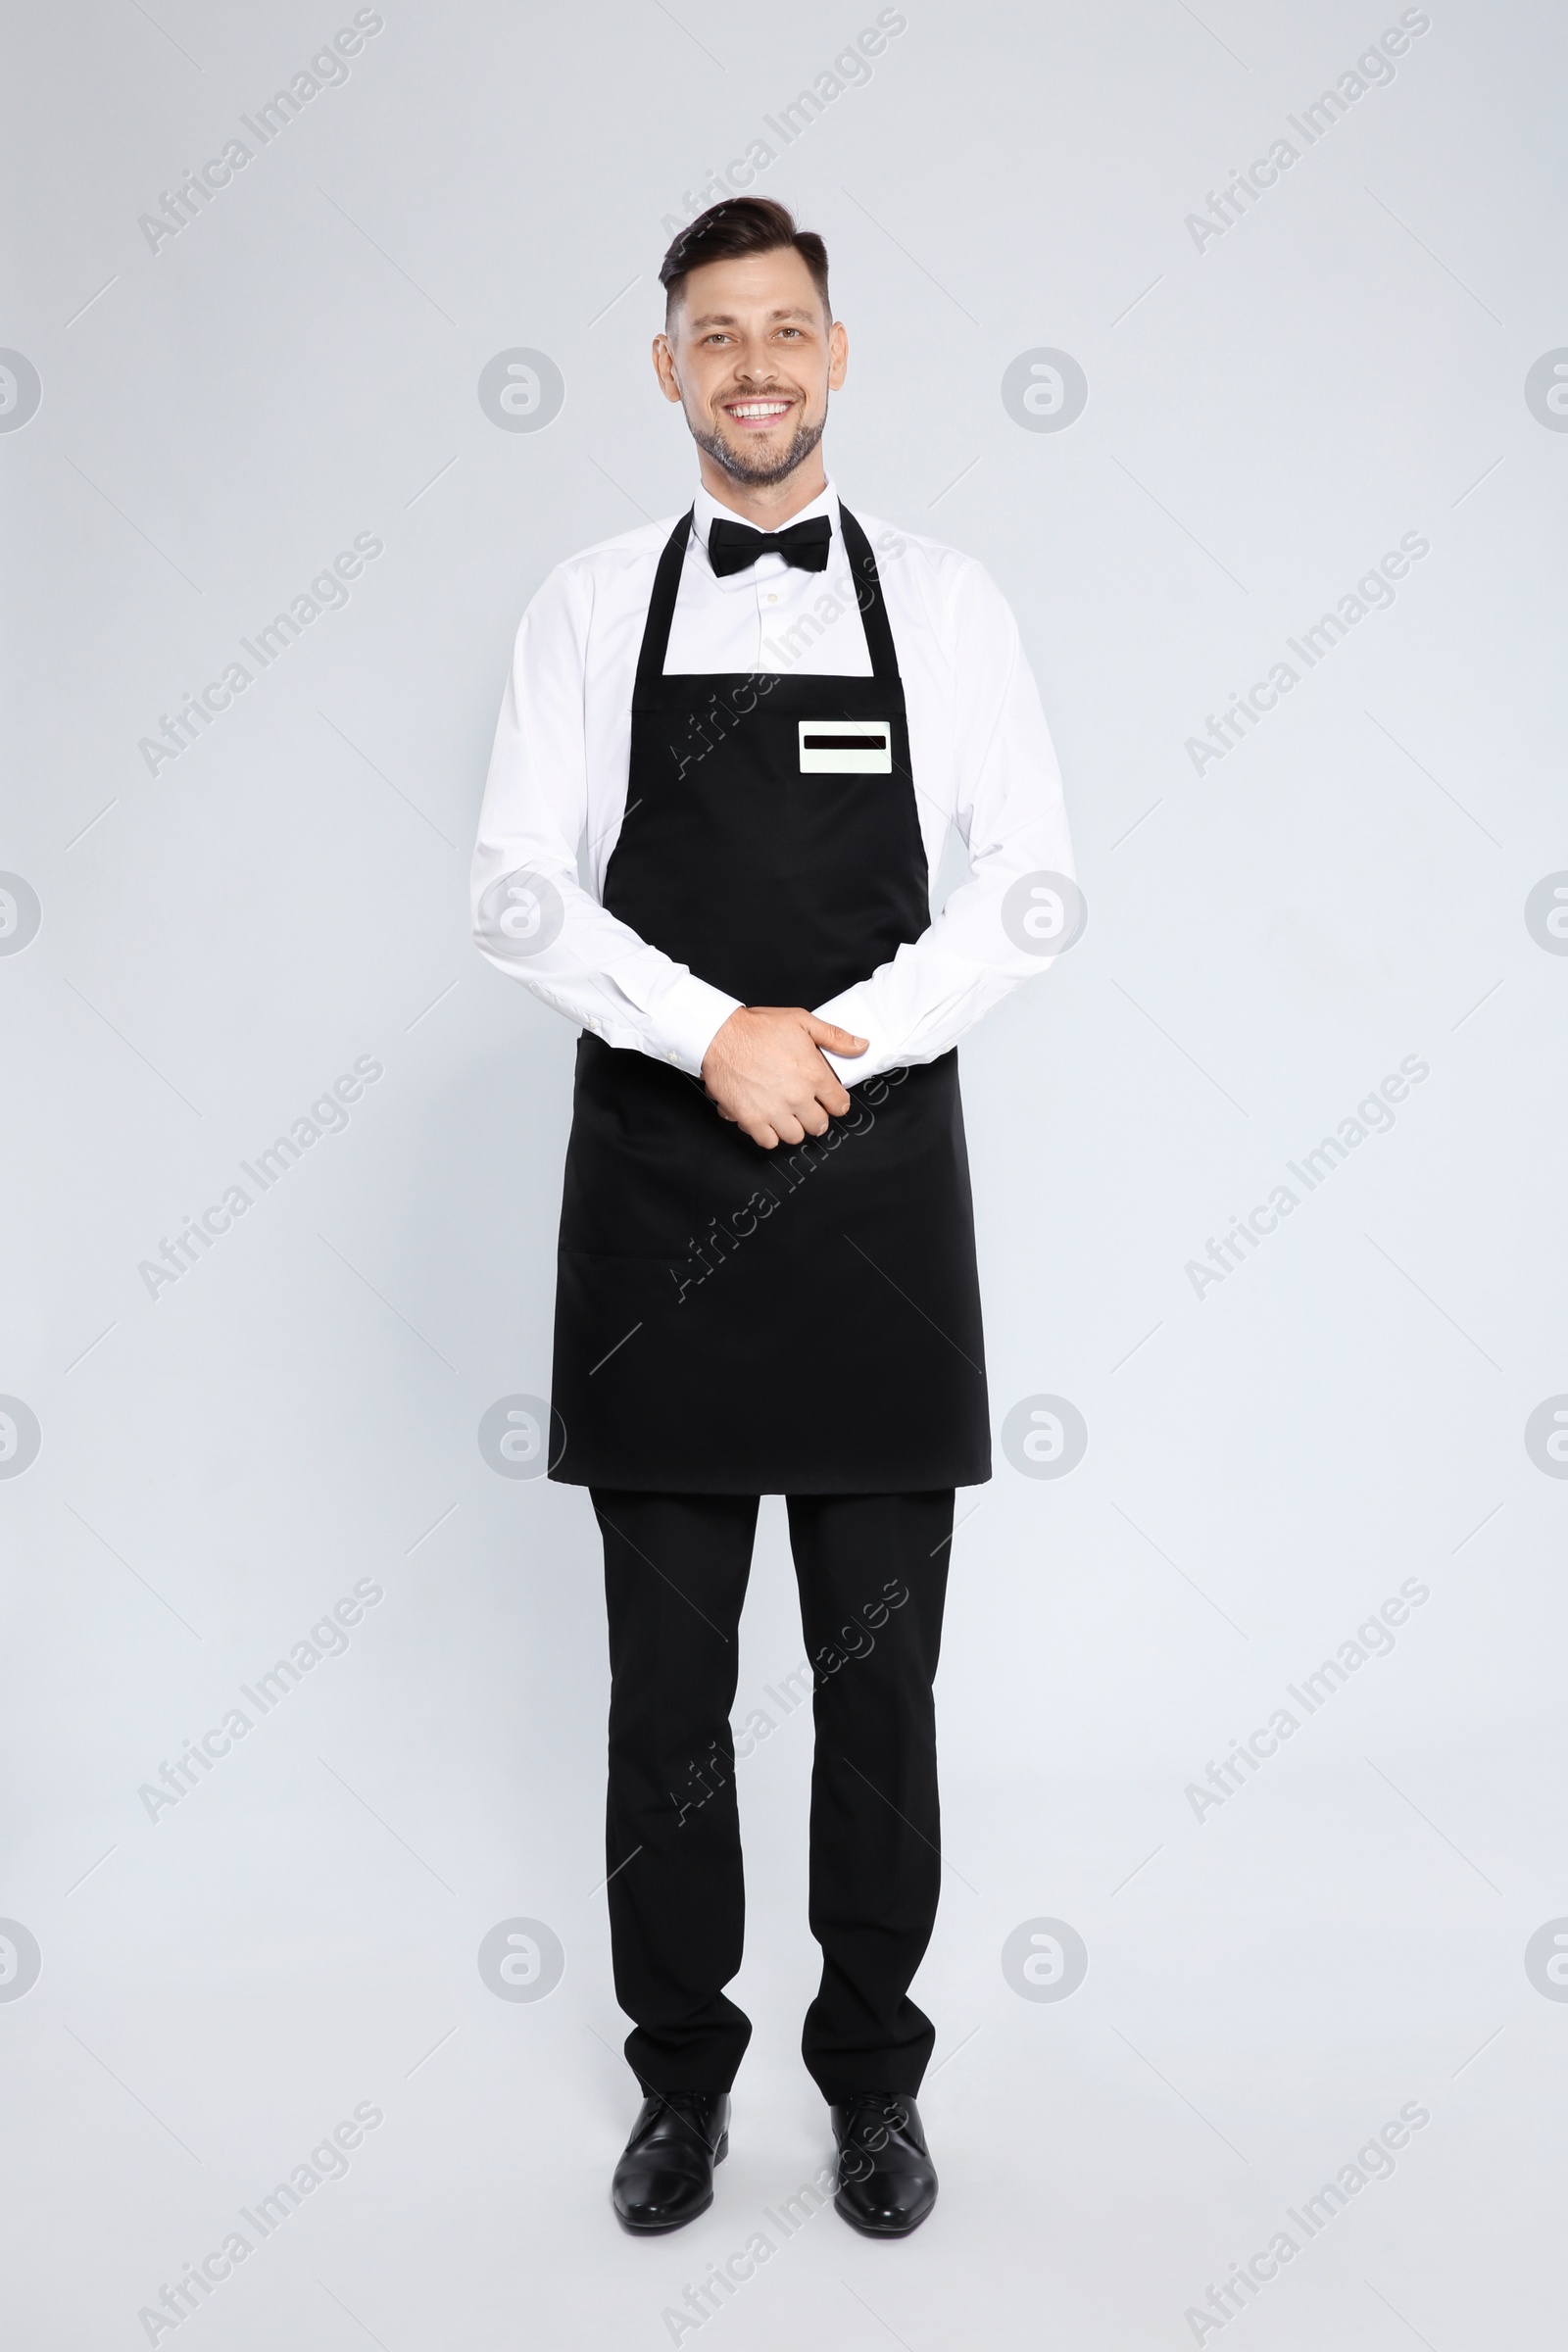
top-left (836, 504), bottom-right (902, 684)
top-left (633, 510), bottom-right (695, 708)
top-left (631, 499), bottom-right (903, 705)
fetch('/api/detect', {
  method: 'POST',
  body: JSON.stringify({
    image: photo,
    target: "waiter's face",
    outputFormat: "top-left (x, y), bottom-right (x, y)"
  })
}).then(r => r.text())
top-left (653, 247), bottom-right (848, 488)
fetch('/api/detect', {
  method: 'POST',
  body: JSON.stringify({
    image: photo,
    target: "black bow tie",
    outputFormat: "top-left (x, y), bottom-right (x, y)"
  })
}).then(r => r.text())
top-left (707, 514), bottom-right (832, 578)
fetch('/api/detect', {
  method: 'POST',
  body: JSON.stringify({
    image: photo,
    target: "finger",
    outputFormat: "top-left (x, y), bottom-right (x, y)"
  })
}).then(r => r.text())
top-left (806, 1053), bottom-right (855, 1116)
top-left (774, 1113), bottom-right (807, 1147)
top-left (807, 1019), bottom-right (868, 1055)
top-left (785, 1087), bottom-right (831, 1133)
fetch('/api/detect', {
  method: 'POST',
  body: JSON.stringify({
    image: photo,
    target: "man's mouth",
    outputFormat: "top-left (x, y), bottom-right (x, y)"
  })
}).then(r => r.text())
top-left (721, 396), bottom-right (796, 431)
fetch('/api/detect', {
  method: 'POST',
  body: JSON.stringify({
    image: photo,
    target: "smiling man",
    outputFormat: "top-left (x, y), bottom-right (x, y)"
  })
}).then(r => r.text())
top-left (471, 197), bottom-right (1073, 2238)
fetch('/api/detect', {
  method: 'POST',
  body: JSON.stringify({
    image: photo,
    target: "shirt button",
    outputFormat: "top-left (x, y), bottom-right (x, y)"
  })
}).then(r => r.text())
top-left (765, 592), bottom-right (778, 604)
top-left (666, 1051), bottom-right (678, 1064)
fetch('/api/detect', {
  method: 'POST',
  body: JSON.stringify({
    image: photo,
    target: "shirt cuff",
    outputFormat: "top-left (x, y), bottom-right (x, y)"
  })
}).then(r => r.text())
top-left (811, 985), bottom-right (887, 1087)
top-left (654, 973), bottom-right (744, 1075)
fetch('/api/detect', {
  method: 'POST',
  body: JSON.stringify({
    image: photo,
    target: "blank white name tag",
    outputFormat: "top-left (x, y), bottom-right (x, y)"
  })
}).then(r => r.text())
top-left (798, 718), bottom-right (893, 773)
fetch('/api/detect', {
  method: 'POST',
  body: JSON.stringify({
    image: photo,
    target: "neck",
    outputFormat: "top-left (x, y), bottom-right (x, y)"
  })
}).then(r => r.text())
top-left (696, 447), bottom-right (828, 528)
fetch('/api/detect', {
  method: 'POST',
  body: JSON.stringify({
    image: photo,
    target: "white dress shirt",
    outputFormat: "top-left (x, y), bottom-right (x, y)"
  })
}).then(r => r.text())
top-left (470, 477), bottom-right (1074, 1085)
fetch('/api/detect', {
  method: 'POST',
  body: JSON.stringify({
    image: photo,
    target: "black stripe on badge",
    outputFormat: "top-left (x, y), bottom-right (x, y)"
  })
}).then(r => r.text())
top-left (804, 733), bottom-right (887, 751)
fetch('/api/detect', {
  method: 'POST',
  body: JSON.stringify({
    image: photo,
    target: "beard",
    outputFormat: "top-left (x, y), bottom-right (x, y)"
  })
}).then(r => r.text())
top-left (690, 404), bottom-right (826, 489)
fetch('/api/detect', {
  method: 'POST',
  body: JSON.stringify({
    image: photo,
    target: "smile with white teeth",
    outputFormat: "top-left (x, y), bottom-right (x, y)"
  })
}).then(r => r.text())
top-left (725, 398), bottom-right (793, 422)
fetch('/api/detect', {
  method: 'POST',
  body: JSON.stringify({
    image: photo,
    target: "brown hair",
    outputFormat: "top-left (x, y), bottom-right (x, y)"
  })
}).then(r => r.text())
top-left (660, 197), bottom-right (831, 322)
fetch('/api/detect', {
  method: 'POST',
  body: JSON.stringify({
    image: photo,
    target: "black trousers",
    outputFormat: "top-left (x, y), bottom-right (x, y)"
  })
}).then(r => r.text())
top-left (592, 1486), bottom-right (954, 2103)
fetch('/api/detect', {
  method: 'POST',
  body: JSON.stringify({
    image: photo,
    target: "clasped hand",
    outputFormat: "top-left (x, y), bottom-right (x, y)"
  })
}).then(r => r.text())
top-left (700, 1005), bottom-right (868, 1150)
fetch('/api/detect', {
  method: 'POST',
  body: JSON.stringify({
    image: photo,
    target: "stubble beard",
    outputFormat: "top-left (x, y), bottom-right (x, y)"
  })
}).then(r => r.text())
top-left (690, 404), bottom-right (827, 490)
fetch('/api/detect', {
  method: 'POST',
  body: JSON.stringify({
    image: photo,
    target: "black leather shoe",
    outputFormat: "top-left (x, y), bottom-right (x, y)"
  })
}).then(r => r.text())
top-left (830, 2092), bottom-right (938, 2236)
top-left (612, 2091), bottom-right (730, 2233)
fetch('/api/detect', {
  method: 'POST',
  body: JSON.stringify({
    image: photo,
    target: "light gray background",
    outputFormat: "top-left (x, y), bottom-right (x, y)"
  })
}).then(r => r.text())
top-left (4, 1), bottom-right (1566, 2345)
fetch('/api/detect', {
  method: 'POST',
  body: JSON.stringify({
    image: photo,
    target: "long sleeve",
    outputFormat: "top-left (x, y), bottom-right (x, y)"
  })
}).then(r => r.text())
top-left (813, 556), bottom-right (1074, 1085)
top-left (469, 559), bottom-right (742, 1075)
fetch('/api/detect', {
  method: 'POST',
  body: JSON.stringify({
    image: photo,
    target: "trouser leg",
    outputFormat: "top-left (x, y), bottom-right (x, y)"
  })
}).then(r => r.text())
top-left (593, 1487), bottom-right (760, 2094)
top-left (785, 1488), bottom-right (955, 2101)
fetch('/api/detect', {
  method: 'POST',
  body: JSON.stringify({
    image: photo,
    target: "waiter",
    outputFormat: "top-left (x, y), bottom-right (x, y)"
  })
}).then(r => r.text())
top-left (470, 197), bottom-right (1073, 2238)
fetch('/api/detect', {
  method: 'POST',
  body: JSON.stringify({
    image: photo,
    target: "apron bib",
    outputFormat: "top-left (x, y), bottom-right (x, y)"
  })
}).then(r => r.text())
top-left (548, 504), bottom-right (990, 1494)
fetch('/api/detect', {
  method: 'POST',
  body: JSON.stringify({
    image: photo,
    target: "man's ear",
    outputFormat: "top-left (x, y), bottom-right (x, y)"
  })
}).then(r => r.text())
top-left (827, 319), bottom-right (849, 392)
top-left (652, 332), bottom-right (684, 405)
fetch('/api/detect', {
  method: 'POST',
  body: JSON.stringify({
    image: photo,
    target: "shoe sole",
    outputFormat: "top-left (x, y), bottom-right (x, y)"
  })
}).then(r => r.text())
top-left (613, 2132), bottom-right (728, 2234)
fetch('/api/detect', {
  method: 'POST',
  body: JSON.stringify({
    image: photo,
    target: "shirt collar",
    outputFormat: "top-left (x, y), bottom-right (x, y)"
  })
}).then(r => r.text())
top-left (690, 478), bottom-right (840, 575)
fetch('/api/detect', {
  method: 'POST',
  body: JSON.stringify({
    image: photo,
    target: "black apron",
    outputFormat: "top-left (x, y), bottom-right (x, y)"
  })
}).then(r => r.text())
top-left (548, 504), bottom-right (990, 1494)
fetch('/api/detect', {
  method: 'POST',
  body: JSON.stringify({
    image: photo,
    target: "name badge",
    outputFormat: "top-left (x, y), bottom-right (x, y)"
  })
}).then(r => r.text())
top-left (798, 718), bottom-right (892, 774)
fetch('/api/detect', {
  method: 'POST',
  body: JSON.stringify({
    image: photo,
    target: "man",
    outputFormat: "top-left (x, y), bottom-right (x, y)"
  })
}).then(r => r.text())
top-left (470, 197), bottom-right (1072, 2237)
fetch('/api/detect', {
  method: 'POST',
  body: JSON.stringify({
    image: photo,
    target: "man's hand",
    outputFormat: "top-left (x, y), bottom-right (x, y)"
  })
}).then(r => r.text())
top-left (700, 1006), bottom-right (868, 1149)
